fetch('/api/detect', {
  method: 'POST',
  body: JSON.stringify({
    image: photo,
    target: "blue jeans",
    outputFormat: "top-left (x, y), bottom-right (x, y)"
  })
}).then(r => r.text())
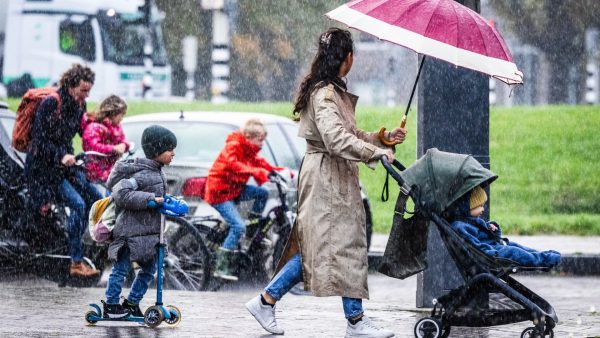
top-left (58, 170), bottom-right (103, 262)
top-left (212, 185), bottom-right (268, 250)
top-left (105, 246), bottom-right (157, 305)
top-left (264, 253), bottom-right (364, 319)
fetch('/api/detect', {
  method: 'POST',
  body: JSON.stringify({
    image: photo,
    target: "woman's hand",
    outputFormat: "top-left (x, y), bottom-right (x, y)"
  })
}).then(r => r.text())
top-left (61, 154), bottom-right (76, 166)
top-left (387, 127), bottom-right (407, 145)
top-left (383, 148), bottom-right (395, 162)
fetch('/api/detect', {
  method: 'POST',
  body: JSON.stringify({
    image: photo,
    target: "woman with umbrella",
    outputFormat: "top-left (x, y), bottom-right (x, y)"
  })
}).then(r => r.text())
top-left (245, 27), bottom-right (406, 337)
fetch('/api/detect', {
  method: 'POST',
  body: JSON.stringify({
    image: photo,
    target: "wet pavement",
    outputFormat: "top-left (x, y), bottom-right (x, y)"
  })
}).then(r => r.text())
top-left (1, 273), bottom-right (599, 337)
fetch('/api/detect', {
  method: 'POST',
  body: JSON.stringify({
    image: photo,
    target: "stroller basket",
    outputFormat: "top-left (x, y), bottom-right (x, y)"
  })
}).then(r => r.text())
top-left (378, 149), bottom-right (558, 337)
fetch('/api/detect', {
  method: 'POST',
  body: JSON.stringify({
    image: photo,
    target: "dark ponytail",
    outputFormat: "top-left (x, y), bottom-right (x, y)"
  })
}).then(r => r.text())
top-left (293, 28), bottom-right (354, 120)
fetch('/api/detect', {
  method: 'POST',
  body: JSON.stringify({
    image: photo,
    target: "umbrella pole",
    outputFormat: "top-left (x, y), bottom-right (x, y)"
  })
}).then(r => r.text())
top-left (379, 55), bottom-right (426, 146)
top-left (401, 55), bottom-right (426, 127)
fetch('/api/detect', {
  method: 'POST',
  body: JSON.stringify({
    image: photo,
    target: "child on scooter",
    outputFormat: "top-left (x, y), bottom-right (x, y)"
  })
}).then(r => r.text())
top-left (101, 125), bottom-right (177, 318)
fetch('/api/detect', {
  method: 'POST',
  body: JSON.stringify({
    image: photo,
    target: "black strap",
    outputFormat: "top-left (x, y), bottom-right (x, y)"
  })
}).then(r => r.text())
top-left (381, 171), bottom-right (390, 202)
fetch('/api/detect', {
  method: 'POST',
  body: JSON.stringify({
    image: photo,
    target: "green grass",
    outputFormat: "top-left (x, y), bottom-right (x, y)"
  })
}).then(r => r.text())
top-left (358, 105), bottom-right (600, 236)
top-left (7, 99), bottom-right (600, 235)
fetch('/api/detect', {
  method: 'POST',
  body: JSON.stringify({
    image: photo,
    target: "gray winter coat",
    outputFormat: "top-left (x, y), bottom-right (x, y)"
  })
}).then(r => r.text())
top-left (106, 158), bottom-right (165, 263)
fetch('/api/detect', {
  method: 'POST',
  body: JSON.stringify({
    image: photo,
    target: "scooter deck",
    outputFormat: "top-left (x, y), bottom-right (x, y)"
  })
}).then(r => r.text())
top-left (86, 314), bottom-right (145, 323)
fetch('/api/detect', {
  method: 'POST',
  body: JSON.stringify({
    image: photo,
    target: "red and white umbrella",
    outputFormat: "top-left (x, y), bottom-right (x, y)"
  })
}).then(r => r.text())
top-left (326, 0), bottom-right (523, 85)
top-left (326, 0), bottom-right (523, 143)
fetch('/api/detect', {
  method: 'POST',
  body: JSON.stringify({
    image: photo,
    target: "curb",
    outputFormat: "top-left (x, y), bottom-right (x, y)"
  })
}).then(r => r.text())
top-left (367, 251), bottom-right (600, 276)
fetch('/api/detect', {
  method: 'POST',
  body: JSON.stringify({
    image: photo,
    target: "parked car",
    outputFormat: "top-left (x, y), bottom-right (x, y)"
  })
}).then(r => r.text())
top-left (121, 111), bottom-right (374, 249)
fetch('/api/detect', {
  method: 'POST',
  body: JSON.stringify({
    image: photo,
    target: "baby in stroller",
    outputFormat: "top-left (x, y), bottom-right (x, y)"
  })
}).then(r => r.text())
top-left (447, 185), bottom-right (561, 268)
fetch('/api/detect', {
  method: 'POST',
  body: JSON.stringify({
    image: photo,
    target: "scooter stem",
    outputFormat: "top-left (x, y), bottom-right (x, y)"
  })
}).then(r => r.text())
top-left (156, 214), bottom-right (166, 306)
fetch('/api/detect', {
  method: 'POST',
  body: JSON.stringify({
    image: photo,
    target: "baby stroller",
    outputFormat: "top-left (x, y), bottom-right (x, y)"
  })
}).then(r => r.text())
top-left (378, 148), bottom-right (557, 338)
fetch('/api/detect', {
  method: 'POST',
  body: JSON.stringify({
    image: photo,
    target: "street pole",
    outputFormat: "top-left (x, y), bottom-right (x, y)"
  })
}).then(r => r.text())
top-left (202, 0), bottom-right (230, 104)
top-left (182, 36), bottom-right (198, 100)
top-left (415, 0), bottom-right (491, 308)
top-left (142, 0), bottom-right (154, 99)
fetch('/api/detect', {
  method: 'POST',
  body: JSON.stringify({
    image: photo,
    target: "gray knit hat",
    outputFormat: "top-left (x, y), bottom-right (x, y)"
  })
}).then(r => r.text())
top-left (141, 125), bottom-right (177, 159)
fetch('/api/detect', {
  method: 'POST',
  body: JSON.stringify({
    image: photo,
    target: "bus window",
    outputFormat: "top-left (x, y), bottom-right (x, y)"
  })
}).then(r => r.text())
top-left (59, 19), bottom-right (96, 61)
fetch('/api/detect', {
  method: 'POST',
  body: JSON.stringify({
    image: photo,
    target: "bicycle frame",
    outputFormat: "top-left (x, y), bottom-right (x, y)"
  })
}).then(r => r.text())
top-left (191, 172), bottom-right (294, 283)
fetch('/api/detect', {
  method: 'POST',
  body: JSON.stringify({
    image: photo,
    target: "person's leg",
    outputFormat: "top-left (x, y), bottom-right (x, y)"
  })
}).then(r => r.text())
top-left (264, 253), bottom-right (303, 301)
top-left (246, 253), bottom-right (302, 335)
top-left (237, 185), bottom-right (269, 215)
top-left (212, 201), bottom-right (246, 250)
top-left (69, 170), bottom-right (104, 241)
top-left (103, 248), bottom-right (131, 318)
top-left (127, 258), bottom-right (158, 304)
top-left (211, 201), bottom-right (244, 280)
top-left (105, 248), bottom-right (131, 304)
top-left (58, 179), bottom-right (86, 262)
top-left (342, 297), bottom-right (364, 319)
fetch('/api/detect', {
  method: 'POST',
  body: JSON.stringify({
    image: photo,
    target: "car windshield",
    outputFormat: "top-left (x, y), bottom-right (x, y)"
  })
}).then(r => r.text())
top-left (97, 11), bottom-right (168, 66)
top-left (122, 118), bottom-right (306, 170)
top-left (123, 121), bottom-right (236, 164)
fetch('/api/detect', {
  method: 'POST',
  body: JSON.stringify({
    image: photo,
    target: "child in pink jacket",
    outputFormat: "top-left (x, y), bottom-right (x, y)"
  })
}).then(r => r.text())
top-left (81, 95), bottom-right (130, 183)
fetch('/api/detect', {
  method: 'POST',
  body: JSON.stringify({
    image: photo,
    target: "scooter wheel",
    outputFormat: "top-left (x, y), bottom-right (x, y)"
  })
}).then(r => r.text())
top-left (144, 306), bottom-right (164, 328)
top-left (164, 305), bottom-right (182, 326)
top-left (85, 311), bottom-right (98, 325)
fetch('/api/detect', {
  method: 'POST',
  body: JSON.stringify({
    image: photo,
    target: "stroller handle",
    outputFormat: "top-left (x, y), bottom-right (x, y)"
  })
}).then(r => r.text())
top-left (380, 155), bottom-right (406, 185)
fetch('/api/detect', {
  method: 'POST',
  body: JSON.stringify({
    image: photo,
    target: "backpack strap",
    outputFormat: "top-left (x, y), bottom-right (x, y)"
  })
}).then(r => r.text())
top-left (49, 90), bottom-right (61, 118)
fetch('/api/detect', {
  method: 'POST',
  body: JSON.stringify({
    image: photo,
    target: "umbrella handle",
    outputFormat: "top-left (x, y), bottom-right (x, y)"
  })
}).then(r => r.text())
top-left (378, 115), bottom-right (407, 146)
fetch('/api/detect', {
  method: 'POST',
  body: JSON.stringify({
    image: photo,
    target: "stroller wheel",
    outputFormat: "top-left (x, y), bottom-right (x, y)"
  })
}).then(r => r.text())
top-left (414, 317), bottom-right (442, 338)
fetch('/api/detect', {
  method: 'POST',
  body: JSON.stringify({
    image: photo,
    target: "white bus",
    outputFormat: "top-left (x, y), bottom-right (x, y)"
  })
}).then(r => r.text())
top-left (1, 0), bottom-right (171, 99)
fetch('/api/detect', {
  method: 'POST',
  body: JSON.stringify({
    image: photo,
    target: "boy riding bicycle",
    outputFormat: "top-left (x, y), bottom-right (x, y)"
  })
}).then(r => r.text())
top-left (204, 118), bottom-right (288, 281)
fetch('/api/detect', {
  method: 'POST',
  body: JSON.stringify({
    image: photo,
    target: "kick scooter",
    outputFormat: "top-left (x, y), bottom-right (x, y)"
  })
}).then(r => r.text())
top-left (85, 195), bottom-right (188, 328)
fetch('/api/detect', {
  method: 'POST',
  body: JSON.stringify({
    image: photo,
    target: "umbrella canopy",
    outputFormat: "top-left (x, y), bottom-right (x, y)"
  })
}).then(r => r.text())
top-left (400, 148), bottom-right (498, 213)
top-left (326, 0), bottom-right (523, 85)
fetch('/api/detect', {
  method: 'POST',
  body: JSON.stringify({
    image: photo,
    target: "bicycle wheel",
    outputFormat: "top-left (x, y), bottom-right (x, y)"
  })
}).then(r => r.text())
top-left (163, 217), bottom-right (212, 291)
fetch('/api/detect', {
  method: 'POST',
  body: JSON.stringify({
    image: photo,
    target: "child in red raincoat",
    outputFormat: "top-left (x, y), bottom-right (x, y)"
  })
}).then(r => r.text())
top-left (204, 118), bottom-right (285, 281)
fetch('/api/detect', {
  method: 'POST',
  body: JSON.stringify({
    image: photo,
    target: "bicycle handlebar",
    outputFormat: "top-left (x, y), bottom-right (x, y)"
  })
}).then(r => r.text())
top-left (74, 151), bottom-right (109, 166)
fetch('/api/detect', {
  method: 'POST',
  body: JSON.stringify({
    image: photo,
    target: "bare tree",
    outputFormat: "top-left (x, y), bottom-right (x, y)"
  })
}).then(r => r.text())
top-left (490, 0), bottom-right (600, 104)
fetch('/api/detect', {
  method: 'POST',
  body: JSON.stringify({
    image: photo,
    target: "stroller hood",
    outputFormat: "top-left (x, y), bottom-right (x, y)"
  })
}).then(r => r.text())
top-left (400, 148), bottom-right (498, 214)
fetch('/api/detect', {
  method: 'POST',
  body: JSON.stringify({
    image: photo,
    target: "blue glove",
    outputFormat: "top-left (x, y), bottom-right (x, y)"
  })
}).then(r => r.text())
top-left (159, 195), bottom-right (189, 217)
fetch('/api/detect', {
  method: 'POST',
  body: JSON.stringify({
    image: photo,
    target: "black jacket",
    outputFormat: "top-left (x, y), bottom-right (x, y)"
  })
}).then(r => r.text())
top-left (24, 87), bottom-right (86, 208)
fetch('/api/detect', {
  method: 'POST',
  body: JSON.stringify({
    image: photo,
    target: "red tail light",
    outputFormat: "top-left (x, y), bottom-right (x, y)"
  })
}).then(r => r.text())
top-left (182, 177), bottom-right (207, 199)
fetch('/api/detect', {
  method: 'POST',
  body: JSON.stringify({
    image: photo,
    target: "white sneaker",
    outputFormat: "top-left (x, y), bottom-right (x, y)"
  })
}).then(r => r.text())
top-left (245, 295), bottom-right (285, 335)
top-left (345, 316), bottom-right (394, 338)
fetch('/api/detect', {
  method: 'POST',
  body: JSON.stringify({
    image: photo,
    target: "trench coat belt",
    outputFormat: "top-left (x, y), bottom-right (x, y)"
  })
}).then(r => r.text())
top-left (305, 141), bottom-right (328, 154)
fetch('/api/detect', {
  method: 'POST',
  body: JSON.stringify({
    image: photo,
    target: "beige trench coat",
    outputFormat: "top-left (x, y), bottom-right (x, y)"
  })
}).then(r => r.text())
top-left (276, 82), bottom-right (390, 299)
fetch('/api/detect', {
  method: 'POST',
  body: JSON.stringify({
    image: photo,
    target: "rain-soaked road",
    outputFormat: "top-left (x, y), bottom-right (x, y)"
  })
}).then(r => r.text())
top-left (1, 273), bottom-right (598, 337)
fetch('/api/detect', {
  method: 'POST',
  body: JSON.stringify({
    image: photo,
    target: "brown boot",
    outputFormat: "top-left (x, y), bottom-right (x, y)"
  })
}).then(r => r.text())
top-left (69, 262), bottom-right (100, 278)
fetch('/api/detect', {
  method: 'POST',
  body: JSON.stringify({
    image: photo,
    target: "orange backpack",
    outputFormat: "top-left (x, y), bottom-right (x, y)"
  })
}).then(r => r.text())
top-left (12, 87), bottom-right (61, 152)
